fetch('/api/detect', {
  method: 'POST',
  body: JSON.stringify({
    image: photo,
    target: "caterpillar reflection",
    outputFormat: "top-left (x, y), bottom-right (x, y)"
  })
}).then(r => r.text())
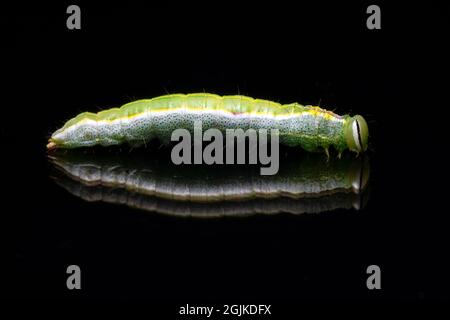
top-left (49, 152), bottom-right (370, 217)
top-left (47, 93), bottom-right (369, 155)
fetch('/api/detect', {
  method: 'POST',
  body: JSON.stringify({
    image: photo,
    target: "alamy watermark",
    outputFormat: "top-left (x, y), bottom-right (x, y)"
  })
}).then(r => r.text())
top-left (66, 5), bottom-right (380, 31)
top-left (66, 265), bottom-right (81, 290)
top-left (366, 264), bottom-right (381, 290)
top-left (366, 5), bottom-right (381, 30)
top-left (66, 5), bottom-right (81, 30)
top-left (170, 121), bottom-right (280, 175)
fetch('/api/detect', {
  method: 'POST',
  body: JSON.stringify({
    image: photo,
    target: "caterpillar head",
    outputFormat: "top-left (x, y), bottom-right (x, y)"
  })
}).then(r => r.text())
top-left (344, 115), bottom-right (369, 153)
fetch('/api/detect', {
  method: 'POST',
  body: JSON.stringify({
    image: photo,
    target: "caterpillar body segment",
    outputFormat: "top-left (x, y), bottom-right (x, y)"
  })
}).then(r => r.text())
top-left (47, 93), bottom-right (369, 154)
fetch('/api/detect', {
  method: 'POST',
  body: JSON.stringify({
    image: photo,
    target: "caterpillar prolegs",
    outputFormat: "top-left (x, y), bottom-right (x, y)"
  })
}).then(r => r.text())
top-left (47, 93), bottom-right (369, 155)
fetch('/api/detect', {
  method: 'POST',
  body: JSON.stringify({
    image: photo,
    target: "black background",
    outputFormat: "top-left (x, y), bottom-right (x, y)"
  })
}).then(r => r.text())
top-left (4, 0), bottom-right (450, 312)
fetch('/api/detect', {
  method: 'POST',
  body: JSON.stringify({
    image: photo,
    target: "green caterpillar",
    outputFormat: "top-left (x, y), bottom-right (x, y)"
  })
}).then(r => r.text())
top-left (49, 152), bottom-right (369, 217)
top-left (47, 93), bottom-right (369, 155)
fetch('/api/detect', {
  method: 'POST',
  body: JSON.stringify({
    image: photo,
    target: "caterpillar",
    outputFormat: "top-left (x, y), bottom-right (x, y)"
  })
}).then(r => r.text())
top-left (49, 152), bottom-right (370, 217)
top-left (47, 93), bottom-right (369, 155)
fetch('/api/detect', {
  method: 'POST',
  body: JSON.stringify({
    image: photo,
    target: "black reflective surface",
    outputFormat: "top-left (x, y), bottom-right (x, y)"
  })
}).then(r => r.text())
top-left (5, 1), bottom-right (450, 308)
top-left (49, 151), bottom-right (369, 217)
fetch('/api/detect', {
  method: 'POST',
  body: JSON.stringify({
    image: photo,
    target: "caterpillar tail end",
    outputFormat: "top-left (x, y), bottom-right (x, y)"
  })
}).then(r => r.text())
top-left (47, 140), bottom-right (57, 151)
